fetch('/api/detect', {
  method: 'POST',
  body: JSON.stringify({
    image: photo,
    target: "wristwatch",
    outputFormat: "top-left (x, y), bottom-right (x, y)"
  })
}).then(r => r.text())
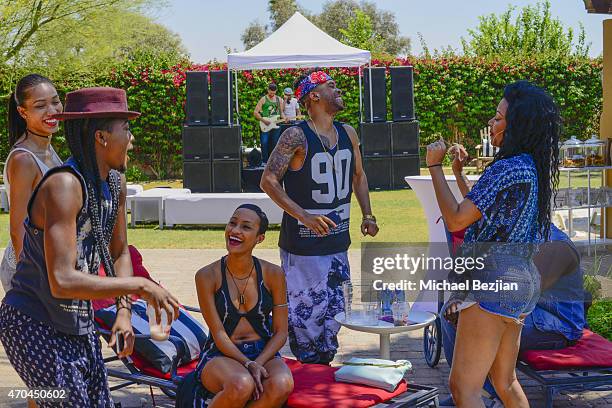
top-left (362, 214), bottom-right (377, 223)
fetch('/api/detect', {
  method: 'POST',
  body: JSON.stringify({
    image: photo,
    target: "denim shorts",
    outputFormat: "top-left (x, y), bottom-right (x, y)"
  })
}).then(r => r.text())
top-left (195, 338), bottom-right (280, 380)
top-left (461, 253), bottom-right (541, 322)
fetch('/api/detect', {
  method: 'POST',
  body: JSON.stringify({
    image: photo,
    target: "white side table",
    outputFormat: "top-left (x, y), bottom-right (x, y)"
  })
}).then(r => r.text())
top-left (126, 184), bottom-right (144, 197)
top-left (0, 185), bottom-right (8, 212)
top-left (335, 311), bottom-right (437, 360)
top-left (127, 188), bottom-right (191, 229)
top-left (127, 195), bottom-right (164, 229)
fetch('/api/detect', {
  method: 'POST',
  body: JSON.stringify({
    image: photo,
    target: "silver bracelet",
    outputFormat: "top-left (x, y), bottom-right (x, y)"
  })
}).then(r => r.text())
top-left (244, 360), bottom-right (256, 369)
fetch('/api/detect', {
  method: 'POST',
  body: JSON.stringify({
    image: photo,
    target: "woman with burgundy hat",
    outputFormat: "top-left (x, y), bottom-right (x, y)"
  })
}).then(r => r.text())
top-left (0, 87), bottom-right (180, 407)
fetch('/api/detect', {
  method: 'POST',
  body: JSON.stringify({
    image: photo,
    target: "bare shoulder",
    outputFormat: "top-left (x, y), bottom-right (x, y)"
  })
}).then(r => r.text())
top-left (259, 258), bottom-right (284, 276)
top-left (40, 171), bottom-right (82, 198)
top-left (260, 259), bottom-right (285, 283)
top-left (265, 126), bottom-right (306, 177)
top-left (7, 150), bottom-right (39, 178)
top-left (342, 124), bottom-right (359, 144)
top-left (278, 125), bottom-right (306, 149)
top-left (195, 260), bottom-right (221, 284)
top-left (36, 171), bottom-right (83, 216)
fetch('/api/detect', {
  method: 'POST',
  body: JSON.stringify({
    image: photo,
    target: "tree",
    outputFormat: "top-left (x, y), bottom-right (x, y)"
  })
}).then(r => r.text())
top-left (241, 20), bottom-right (268, 50)
top-left (240, 0), bottom-right (409, 57)
top-left (461, 0), bottom-right (590, 59)
top-left (12, 6), bottom-right (187, 74)
top-left (0, 0), bottom-right (145, 64)
top-left (268, 0), bottom-right (299, 31)
top-left (339, 10), bottom-right (384, 56)
top-left (315, 0), bottom-right (410, 56)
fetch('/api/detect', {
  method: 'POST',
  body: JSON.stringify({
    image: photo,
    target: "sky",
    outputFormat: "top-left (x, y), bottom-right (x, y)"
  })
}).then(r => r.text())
top-left (153, 0), bottom-right (610, 63)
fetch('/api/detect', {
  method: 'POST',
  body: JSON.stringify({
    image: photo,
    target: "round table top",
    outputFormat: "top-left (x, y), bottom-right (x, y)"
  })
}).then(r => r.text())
top-left (334, 311), bottom-right (437, 334)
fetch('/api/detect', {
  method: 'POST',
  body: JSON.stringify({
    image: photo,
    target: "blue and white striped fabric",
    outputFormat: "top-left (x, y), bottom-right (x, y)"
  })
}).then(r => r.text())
top-left (95, 299), bottom-right (208, 374)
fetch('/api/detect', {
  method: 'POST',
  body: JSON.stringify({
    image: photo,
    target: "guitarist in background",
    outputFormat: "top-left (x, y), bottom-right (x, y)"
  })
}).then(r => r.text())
top-left (254, 83), bottom-right (285, 164)
top-left (283, 87), bottom-right (302, 123)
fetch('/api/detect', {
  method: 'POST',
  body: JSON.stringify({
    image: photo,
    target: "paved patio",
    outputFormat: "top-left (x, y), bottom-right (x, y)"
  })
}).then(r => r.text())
top-left (1, 249), bottom-right (611, 407)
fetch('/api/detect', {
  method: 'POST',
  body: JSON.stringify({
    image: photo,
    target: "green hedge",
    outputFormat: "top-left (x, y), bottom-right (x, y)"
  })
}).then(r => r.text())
top-left (0, 56), bottom-right (602, 179)
top-left (587, 299), bottom-right (612, 341)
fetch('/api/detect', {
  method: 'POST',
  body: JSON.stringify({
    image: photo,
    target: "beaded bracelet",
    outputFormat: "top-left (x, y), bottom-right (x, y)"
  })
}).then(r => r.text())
top-left (115, 295), bottom-right (132, 313)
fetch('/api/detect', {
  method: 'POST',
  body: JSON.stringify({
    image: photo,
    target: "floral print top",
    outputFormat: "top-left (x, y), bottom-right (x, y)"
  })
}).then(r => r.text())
top-left (464, 153), bottom-right (539, 243)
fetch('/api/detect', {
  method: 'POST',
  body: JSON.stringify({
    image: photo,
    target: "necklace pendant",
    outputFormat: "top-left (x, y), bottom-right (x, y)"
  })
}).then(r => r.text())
top-left (239, 294), bottom-right (246, 305)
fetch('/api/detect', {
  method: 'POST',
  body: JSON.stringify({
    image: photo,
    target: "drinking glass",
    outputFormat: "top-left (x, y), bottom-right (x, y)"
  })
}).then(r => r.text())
top-left (392, 301), bottom-right (410, 326)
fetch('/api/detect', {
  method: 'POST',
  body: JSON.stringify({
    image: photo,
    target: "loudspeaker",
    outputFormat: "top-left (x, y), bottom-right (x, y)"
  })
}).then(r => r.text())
top-left (182, 126), bottom-right (210, 160)
top-left (359, 122), bottom-right (391, 157)
top-left (363, 156), bottom-right (392, 190)
top-left (390, 66), bottom-right (415, 121)
top-left (211, 126), bottom-right (241, 159)
top-left (185, 71), bottom-right (209, 125)
top-left (242, 168), bottom-right (264, 192)
top-left (213, 160), bottom-right (241, 192)
top-left (363, 67), bottom-right (387, 122)
top-left (391, 121), bottom-right (419, 156)
top-left (392, 155), bottom-right (420, 189)
top-left (210, 70), bottom-right (233, 125)
top-left (183, 161), bottom-right (211, 193)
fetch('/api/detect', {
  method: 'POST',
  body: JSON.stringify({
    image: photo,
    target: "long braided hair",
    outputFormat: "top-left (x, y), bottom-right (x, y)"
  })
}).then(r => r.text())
top-left (491, 81), bottom-right (561, 241)
top-left (64, 118), bottom-right (121, 276)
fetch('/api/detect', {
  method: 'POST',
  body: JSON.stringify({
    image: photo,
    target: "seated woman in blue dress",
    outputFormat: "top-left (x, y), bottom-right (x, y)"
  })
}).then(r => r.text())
top-left (194, 204), bottom-right (293, 408)
top-left (426, 81), bottom-right (561, 408)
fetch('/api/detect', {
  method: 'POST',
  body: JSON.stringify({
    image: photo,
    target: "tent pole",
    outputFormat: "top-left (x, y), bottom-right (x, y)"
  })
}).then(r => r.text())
top-left (234, 70), bottom-right (240, 125)
top-left (368, 62), bottom-right (373, 123)
top-left (227, 69), bottom-right (231, 126)
top-left (358, 65), bottom-right (363, 123)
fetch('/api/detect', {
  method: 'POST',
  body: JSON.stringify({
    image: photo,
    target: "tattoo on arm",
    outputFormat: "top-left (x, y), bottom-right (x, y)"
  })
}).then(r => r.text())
top-left (266, 126), bottom-right (306, 180)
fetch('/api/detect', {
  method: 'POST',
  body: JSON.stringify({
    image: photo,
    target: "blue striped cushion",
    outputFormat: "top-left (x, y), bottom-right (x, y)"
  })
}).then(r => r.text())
top-left (95, 299), bottom-right (208, 374)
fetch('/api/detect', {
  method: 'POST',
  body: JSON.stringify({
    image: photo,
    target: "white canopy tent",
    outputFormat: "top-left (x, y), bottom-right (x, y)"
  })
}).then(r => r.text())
top-left (226, 12), bottom-right (374, 125)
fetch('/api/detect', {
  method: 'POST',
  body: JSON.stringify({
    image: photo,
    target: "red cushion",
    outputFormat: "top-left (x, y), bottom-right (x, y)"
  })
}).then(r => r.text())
top-left (109, 354), bottom-right (407, 407)
top-left (520, 329), bottom-right (612, 371)
top-left (92, 245), bottom-right (153, 311)
top-left (285, 361), bottom-right (408, 408)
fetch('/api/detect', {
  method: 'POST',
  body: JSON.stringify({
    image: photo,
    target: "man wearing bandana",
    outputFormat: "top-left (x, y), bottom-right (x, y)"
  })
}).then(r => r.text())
top-left (261, 69), bottom-right (379, 364)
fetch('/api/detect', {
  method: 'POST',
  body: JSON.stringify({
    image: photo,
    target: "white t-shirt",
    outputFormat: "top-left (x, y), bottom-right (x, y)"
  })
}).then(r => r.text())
top-left (283, 98), bottom-right (300, 120)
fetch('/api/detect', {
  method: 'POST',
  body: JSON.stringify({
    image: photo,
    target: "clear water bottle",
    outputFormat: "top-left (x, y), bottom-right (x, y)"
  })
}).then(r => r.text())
top-left (380, 289), bottom-right (406, 317)
top-left (380, 289), bottom-right (393, 317)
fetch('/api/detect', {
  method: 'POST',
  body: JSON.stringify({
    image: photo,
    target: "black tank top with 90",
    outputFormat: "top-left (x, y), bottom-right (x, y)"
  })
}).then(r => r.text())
top-left (278, 120), bottom-right (354, 256)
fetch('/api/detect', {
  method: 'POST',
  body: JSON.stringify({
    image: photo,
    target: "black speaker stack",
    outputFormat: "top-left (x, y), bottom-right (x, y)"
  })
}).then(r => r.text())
top-left (361, 66), bottom-right (419, 190)
top-left (183, 71), bottom-right (241, 192)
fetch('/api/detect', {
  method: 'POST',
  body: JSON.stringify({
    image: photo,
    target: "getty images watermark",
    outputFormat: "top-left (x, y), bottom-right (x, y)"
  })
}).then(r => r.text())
top-left (359, 243), bottom-right (545, 304)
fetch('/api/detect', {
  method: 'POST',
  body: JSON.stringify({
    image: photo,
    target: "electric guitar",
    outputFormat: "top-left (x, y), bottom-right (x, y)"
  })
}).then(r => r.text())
top-left (259, 114), bottom-right (282, 132)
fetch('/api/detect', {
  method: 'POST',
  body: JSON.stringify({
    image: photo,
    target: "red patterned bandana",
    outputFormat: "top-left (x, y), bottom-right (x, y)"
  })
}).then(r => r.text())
top-left (295, 71), bottom-right (333, 101)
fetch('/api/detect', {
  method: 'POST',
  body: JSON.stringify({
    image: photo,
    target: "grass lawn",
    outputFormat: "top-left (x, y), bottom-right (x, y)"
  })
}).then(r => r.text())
top-left (0, 189), bottom-right (428, 249)
top-left (0, 164), bottom-right (605, 250)
top-left (125, 189), bottom-right (428, 248)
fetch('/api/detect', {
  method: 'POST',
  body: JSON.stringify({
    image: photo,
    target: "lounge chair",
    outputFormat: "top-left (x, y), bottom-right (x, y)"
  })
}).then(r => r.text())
top-left (437, 226), bottom-right (612, 406)
top-left (95, 246), bottom-right (440, 407)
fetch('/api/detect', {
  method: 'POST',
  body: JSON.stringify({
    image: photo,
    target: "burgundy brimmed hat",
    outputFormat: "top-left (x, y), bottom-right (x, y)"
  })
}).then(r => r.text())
top-left (52, 87), bottom-right (140, 120)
